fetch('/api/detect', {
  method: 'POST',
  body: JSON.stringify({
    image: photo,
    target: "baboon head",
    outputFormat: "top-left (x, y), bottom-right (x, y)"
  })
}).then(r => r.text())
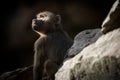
top-left (32, 11), bottom-right (61, 34)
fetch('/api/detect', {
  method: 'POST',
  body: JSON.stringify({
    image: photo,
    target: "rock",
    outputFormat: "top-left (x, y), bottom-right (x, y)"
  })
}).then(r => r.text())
top-left (102, 0), bottom-right (120, 34)
top-left (66, 28), bottom-right (102, 58)
top-left (55, 28), bottom-right (120, 80)
top-left (0, 65), bottom-right (33, 80)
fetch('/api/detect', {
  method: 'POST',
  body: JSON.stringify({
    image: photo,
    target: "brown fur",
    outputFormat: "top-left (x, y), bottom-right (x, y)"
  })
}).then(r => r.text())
top-left (32, 11), bottom-right (72, 80)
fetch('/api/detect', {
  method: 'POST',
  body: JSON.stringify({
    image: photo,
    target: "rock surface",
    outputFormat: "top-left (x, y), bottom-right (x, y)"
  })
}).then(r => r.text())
top-left (55, 27), bottom-right (120, 80)
top-left (55, 1), bottom-right (120, 80)
top-left (0, 65), bottom-right (33, 80)
top-left (1, 0), bottom-right (119, 80)
top-left (102, 0), bottom-right (120, 34)
top-left (66, 28), bottom-right (102, 58)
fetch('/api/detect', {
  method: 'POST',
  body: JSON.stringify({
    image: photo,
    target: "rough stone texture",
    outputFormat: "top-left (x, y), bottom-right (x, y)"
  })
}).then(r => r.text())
top-left (102, 0), bottom-right (120, 34)
top-left (0, 65), bottom-right (33, 80)
top-left (55, 27), bottom-right (120, 80)
top-left (55, 1), bottom-right (120, 79)
top-left (0, 1), bottom-right (119, 80)
top-left (66, 28), bottom-right (102, 58)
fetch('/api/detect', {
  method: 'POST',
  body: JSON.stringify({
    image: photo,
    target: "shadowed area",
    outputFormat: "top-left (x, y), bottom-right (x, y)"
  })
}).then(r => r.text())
top-left (0, 0), bottom-right (114, 75)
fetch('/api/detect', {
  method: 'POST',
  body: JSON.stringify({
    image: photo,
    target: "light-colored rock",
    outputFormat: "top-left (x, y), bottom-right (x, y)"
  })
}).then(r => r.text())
top-left (55, 28), bottom-right (120, 80)
top-left (102, 0), bottom-right (120, 34)
top-left (67, 28), bottom-right (102, 57)
top-left (56, 1), bottom-right (120, 80)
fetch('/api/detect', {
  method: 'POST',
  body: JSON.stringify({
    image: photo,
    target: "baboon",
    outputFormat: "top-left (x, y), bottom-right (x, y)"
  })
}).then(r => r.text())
top-left (32, 11), bottom-right (72, 80)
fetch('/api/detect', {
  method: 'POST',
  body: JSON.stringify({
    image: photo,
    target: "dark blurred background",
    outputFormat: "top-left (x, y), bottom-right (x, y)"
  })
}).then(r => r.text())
top-left (0, 0), bottom-right (115, 75)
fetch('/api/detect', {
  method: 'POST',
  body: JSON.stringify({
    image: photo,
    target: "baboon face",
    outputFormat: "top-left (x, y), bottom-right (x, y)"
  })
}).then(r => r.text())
top-left (32, 11), bottom-right (61, 33)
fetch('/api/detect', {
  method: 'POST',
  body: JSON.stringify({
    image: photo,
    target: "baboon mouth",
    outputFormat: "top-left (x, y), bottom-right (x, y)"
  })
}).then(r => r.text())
top-left (32, 23), bottom-right (37, 27)
top-left (32, 25), bottom-right (40, 31)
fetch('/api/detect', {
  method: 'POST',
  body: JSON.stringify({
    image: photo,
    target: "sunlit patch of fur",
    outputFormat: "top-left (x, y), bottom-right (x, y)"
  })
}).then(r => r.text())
top-left (35, 31), bottom-right (47, 37)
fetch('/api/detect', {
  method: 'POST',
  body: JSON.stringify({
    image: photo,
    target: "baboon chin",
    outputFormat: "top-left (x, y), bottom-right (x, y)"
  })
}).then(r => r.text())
top-left (32, 11), bottom-right (73, 80)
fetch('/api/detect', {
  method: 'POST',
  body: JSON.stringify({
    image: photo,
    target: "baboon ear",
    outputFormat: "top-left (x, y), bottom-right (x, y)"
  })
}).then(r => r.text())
top-left (55, 15), bottom-right (61, 24)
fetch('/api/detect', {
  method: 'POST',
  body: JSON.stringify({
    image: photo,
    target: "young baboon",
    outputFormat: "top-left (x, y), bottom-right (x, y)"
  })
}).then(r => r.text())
top-left (32, 11), bottom-right (72, 80)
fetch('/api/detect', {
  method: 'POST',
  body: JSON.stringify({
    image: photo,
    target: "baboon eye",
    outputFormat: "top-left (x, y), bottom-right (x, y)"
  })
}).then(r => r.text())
top-left (40, 15), bottom-right (44, 18)
top-left (40, 14), bottom-right (47, 18)
top-left (44, 14), bottom-right (47, 17)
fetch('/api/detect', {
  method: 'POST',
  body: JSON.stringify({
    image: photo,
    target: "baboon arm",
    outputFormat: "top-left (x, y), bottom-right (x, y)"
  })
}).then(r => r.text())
top-left (33, 49), bottom-right (45, 80)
